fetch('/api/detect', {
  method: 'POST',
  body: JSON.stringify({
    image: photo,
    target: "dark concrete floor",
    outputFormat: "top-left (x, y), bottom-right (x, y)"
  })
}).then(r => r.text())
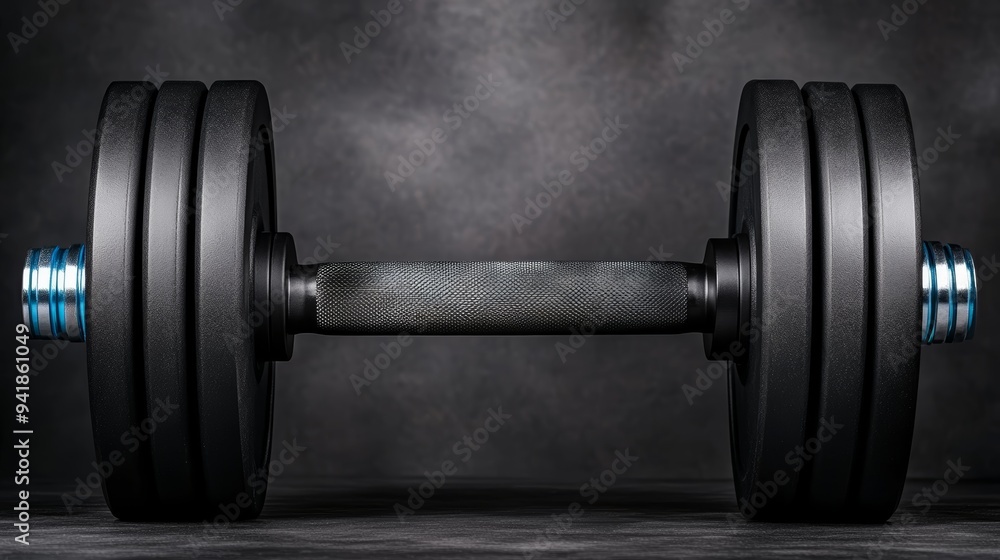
top-left (5, 480), bottom-right (1000, 559)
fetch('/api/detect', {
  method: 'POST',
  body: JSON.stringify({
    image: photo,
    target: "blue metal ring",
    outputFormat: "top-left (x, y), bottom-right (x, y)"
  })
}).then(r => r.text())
top-left (923, 241), bottom-right (936, 344)
top-left (79, 249), bottom-right (87, 340)
top-left (943, 243), bottom-right (957, 342)
top-left (965, 248), bottom-right (976, 341)
top-left (28, 249), bottom-right (41, 336)
top-left (22, 245), bottom-right (86, 341)
top-left (921, 241), bottom-right (977, 345)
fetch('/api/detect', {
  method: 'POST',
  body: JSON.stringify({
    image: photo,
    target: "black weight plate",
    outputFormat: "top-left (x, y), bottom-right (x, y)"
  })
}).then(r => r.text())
top-left (86, 82), bottom-right (159, 519)
top-left (850, 85), bottom-right (922, 522)
top-left (195, 81), bottom-right (277, 520)
top-left (799, 83), bottom-right (867, 516)
top-left (142, 81), bottom-right (207, 517)
top-left (727, 80), bottom-right (812, 519)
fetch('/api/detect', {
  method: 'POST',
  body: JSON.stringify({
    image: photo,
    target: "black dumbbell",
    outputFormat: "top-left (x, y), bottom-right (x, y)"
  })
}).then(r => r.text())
top-left (22, 79), bottom-right (977, 522)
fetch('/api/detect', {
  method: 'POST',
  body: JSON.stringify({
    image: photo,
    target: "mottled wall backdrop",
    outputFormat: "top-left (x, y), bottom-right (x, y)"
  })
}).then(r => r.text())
top-left (1, 0), bottom-right (997, 492)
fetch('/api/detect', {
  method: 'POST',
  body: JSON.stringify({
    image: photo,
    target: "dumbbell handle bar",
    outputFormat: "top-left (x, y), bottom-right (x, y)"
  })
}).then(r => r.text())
top-left (291, 260), bottom-right (707, 336)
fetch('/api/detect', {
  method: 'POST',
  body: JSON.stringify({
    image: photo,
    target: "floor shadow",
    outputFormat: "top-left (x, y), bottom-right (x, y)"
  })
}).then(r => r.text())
top-left (260, 480), bottom-right (734, 519)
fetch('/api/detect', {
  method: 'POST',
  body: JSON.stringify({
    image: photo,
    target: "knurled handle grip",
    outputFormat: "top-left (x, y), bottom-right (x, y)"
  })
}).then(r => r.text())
top-left (297, 261), bottom-right (707, 336)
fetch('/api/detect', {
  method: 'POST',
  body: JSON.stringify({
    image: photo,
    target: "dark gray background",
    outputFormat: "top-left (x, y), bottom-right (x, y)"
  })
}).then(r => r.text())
top-left (1, 0), bottom-right (997, 495)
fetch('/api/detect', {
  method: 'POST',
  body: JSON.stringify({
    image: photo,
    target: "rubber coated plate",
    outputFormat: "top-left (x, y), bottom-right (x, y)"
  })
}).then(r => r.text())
top-left (727, 80), bottom-right (812, 519)
top-left (143, 81), bottom-right (206, 517)
top-left (799, 82), bottom-right (867, 516)
top-left (851, 84), bottom-right (922, 521)
top-left (86, 82), bottom-right (158, 519)
top-left (195, 81), bottom-right (276, 520)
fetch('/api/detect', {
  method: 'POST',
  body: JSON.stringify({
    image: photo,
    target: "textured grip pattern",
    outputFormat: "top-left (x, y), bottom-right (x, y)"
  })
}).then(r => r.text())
top-left (313, 261), bottom-right (689, 335)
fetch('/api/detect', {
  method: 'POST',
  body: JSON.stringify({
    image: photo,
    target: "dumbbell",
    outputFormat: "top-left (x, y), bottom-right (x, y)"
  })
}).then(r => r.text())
top-left (22, 79), bottom-right (977, 522)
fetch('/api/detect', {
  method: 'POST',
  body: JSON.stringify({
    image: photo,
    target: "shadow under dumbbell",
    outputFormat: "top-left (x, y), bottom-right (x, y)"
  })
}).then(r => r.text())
top-left (260, 479), bottom-right (733, 520)
top-left (258, 479), bottom-right (1000, 524)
